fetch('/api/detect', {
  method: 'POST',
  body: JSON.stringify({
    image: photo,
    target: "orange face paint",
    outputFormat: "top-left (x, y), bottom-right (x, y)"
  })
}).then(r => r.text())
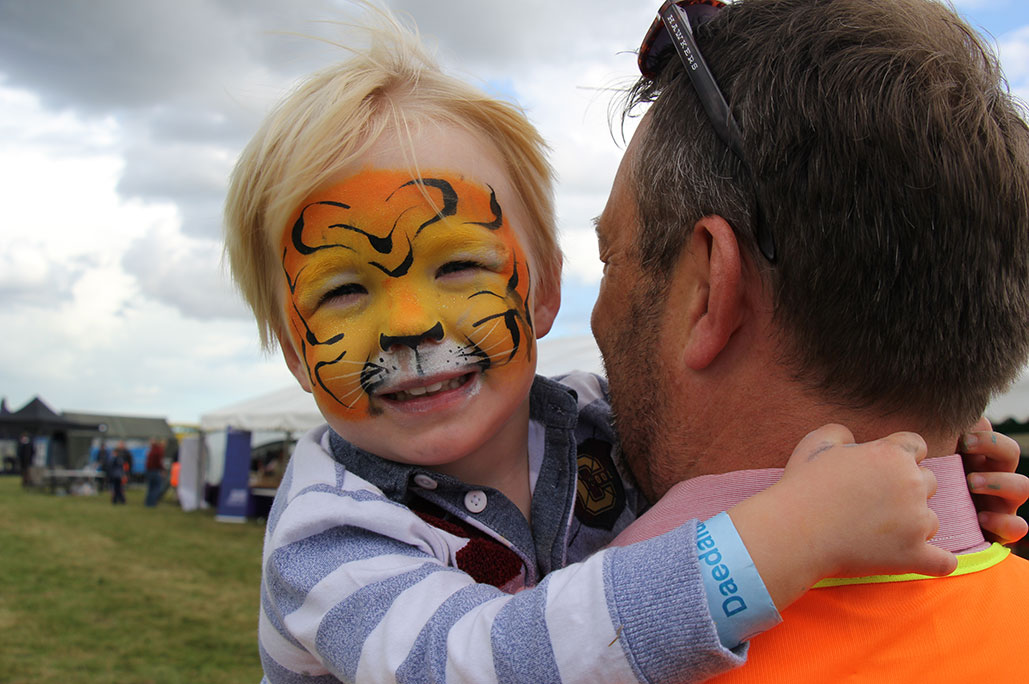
top-left (281, 169), bottom-right (535, 422)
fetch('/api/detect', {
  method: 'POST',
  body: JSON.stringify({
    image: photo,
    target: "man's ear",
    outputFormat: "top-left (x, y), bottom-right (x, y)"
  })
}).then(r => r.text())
top-left (276, 328), bottom-right (313, 393)
top-left (680, 215), bottom-right (746, 370)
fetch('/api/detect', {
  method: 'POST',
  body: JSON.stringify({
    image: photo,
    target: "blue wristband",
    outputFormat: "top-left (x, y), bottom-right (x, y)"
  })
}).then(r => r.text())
top-left (697, 512), bottom-right (782, 648)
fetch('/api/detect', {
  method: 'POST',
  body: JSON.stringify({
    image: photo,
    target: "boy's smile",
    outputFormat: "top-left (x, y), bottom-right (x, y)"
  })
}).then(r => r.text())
top-left (277, 124), bottom-right (557, 475)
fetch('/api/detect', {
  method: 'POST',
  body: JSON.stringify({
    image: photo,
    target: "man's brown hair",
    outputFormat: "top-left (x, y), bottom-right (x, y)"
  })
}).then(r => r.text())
top-left (624, 0), bottom-right (1029, 429)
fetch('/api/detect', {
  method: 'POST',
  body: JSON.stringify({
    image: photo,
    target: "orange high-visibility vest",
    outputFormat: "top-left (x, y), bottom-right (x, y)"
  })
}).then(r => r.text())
top-left (170, 462), bottom-right (180, 488)
top-left (708, 545), bottom-right (1029, 683)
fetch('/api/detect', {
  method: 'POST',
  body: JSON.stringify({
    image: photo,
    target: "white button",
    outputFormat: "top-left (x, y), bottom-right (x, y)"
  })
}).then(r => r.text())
top-left (464, 490), bottom-right (487, 513)
top-left (412, 474), bottom-right (438, 490)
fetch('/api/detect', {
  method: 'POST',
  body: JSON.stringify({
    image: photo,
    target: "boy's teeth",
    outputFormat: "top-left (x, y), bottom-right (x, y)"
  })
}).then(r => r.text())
top-left (391, 376), bottom-right (466, 401)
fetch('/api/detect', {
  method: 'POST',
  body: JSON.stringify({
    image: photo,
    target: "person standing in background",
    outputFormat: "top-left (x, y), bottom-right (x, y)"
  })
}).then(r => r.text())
top-left (95, 441), bottom-right (109, 492)
top-left (107, 444), bottom-right (126, 505)
top-left (144, 438), bottom-right (166, 507)
top-left (17, 433), bottom-right (34, 487)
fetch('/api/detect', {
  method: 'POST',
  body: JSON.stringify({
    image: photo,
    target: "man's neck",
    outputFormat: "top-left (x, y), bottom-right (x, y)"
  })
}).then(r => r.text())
top-left (669, 367), bottom-right (965, 482)
top-left (699, 409), bottom-right (962, 476)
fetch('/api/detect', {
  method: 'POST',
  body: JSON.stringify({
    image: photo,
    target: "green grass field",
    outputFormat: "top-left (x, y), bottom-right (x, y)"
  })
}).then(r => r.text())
top-left (0, 475), bottom-right (266, 683)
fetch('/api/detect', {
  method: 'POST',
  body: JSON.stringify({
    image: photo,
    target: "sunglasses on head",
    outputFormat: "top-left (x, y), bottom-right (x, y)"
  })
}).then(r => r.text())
top-left (638, 0), bottom-right (776, 263)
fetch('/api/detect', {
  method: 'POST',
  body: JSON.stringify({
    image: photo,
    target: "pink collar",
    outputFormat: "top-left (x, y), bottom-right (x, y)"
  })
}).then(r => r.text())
top-left (614, 454), bottom-right (988, 554)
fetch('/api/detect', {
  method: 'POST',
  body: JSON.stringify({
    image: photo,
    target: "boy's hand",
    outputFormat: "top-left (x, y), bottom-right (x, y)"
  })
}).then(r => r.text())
top-left (779, 424), bottom-right (957, 579)
top-left (730, 424), bottom-right (957, 612)
top-left (960, 417), bottom-right (1029, 545)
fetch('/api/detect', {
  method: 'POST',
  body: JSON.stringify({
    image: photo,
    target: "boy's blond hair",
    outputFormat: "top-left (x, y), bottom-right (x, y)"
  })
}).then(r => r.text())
top-left (224, 6), bottom-right (560, 350)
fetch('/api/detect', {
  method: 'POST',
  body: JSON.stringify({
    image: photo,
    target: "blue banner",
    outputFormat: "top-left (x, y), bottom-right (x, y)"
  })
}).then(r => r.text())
top-left (216, 429), bottom-right (252, 523)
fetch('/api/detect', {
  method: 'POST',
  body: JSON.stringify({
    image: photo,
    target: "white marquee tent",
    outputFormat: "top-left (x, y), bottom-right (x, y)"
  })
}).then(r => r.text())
top-left (200, 385), bottom-right (322, 434)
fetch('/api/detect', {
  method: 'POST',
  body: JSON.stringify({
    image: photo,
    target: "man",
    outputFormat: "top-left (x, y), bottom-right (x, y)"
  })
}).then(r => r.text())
top-left (17, 433), bottom-right (34, 487)
top-left (143, 438), bottom-right (165, 507)
top-left (593, 0), bottom-right (1029, 680)
top-left (108, 442), bottom-right (128, 505)
top-left (95, 441), bottom-right (109, 492)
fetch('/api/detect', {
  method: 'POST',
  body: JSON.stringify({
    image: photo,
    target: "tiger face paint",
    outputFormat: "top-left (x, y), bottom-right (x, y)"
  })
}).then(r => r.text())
top-left (281, 167), bottom-right (540, 465)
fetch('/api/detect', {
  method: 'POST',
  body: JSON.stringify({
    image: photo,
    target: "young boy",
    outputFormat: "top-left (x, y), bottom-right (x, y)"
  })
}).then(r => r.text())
top-left (224, 9), bottom-right (1026, 684)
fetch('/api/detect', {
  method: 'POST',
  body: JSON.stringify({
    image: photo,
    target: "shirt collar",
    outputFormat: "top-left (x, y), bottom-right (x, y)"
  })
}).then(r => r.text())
top-left (617, 454), bottom-right (987, 555)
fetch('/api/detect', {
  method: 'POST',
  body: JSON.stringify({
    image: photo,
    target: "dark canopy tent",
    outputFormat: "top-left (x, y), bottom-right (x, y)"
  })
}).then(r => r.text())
top-left (0, 397), bottom-right (98, 436)
top-left (0, 397), bottom-right (97, 434)
top-left (0, 397), bottom-right (100, 469)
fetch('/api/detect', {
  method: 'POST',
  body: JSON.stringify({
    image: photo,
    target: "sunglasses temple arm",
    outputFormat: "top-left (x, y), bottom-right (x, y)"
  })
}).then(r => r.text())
top-left (661, 5), bottom-right (776, 261)
top-left (660, 5), bottom-right (747, 162)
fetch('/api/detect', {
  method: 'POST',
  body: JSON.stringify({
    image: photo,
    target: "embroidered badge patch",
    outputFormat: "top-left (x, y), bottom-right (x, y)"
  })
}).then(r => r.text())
top-left (574, 438), bottom-right (625, 530)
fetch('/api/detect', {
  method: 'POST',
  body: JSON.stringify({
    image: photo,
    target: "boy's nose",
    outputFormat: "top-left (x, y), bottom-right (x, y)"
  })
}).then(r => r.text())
top-left (379, 322), bottom-right (444, 352)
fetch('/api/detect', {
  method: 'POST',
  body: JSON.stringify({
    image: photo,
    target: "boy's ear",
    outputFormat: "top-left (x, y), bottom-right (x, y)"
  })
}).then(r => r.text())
top-left (532, 277), bottom-right (561, 339)
top-left (276, 328), bottom-right (313, 393)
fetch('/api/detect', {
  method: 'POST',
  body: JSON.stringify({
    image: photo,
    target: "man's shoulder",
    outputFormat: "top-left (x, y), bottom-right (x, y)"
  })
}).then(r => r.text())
top-left (708, 550), bottom-right (1029, 682)
top-left (990, 548), bottom-right (1029, 581)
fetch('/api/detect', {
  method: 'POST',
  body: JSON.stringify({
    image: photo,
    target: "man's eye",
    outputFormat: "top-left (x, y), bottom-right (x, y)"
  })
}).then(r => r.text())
top-left (319, 283), bottom-right (367, 306)
top-left (436, 260), bottom-right (484, 278)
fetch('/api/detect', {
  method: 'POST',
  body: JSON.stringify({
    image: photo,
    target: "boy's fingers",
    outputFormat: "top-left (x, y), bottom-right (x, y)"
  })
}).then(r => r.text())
top-left (912, 546), bottom-right (958, 578)
top-left (959, 430), bottom-right (1020, 471)
top-left (968, 472), bottom-right (1029, 506)
top-left (922, 467), bottom-right (938, 500)
top-left (794, 423), bottom-right (855, 461)
top-left (880, 431), bottom-right (928, 464)
top-left (978, 510), bottom-right (1029, 545)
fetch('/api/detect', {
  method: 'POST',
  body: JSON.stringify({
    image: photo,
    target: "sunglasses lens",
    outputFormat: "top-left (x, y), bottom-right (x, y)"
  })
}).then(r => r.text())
top-left (639, 1), bottom-right (725, 78)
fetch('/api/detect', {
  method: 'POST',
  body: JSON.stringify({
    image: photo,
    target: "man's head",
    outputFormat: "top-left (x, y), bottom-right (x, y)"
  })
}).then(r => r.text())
top-left (225, 9), bottom-right (562, 467)
top-left (594, 0), bottom-right (1029, 495)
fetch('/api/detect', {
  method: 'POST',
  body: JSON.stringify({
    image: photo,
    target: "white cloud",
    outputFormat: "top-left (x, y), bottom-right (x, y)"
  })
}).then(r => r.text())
top-left (997, 25), bottom-right (1029, 101)
top-left (120, 225), bottom-right (249, 321)
top-left (0, 81), bottom-right (274, 421)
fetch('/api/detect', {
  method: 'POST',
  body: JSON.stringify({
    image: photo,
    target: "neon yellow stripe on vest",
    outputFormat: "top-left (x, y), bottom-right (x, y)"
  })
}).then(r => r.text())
top-left (813, 543), bottom-right (1010, 588)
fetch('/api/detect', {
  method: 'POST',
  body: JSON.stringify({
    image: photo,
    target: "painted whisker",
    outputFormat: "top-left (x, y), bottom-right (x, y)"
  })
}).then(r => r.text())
top-left (321, 358), bottom-right (371, 366)
top-left (462, 319), bottom-right (504, 352)
top-left (318, 366), bottom-right (375, 383)
top-left (337, 383), bottom-right (370, 407)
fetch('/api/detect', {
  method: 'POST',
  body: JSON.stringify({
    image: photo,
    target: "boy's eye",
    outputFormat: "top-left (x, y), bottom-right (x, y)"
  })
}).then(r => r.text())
top-left (436, 260), bottom-right (485, 278)
top-left (319, 283), bottom-right (367, 307)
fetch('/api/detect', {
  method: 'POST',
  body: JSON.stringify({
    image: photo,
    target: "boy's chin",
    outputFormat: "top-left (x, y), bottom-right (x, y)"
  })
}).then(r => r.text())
top-left (336, 422), bottom-right (499, 470)
top-left (325, 373), bottom-right (534, 474)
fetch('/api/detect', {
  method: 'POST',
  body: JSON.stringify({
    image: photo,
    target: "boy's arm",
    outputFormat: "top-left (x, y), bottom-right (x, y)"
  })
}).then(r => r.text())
top-left (262, 475), bottom-right (739, 684)
top-left (610, 423), bottom-right (968, 647)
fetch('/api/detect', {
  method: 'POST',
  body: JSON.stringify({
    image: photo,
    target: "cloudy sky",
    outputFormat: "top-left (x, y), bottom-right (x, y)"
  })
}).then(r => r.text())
top-left (1, 0), bottom-right (1027, 424)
